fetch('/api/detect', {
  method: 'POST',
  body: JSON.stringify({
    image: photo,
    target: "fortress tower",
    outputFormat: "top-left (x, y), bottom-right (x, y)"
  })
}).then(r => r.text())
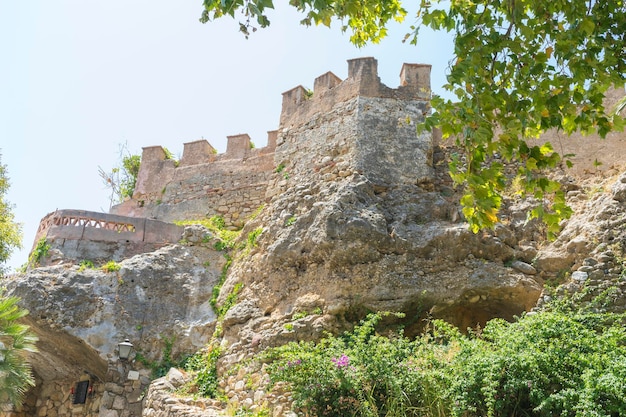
top-left (111, 57), bottom-right (434, 226)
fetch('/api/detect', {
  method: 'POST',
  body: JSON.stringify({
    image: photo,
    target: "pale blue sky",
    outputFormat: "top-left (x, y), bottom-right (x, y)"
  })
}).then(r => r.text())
top-left (1, 1), bottom-right (453, 270)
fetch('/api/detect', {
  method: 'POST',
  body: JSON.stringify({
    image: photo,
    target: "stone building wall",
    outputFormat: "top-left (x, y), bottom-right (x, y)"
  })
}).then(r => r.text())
top-left (8, 363), bottom-right (151, 417)
top-left (527, 87), bottom-right (626, 176)
top-left (142, 369), bottom-right (223, 417)
top-left (99, 361), bottom-right (151, 417)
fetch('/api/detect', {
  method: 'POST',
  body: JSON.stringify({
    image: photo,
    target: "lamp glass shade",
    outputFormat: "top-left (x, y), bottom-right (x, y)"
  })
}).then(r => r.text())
top-left (118, 339), bottom-right (134, 359)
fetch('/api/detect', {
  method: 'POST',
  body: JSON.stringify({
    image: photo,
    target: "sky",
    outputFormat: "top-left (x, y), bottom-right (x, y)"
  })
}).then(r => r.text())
top-left (1, 1), bottom-right (453, 271)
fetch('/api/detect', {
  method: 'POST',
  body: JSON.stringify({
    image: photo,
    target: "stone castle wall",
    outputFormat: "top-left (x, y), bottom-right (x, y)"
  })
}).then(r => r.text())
top-left (111, 133), bottom-right (277, 226)
top-left (111, 57), bottom-right (434, 226)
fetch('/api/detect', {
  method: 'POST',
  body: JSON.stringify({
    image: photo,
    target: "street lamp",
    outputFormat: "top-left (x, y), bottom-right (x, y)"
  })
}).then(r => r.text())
top-left (118, 339), bottom-right (134, 360)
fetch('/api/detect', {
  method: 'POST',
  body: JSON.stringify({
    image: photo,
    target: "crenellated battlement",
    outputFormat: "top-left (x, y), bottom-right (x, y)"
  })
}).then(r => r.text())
top-left (32, 57), bottom-right (435, 262)
top-left (140, 131), bottom-right (278, 169)
top-left (110, 57), bottom-right (434, 226)
top-left (280, 57), bottom-right (431, 127)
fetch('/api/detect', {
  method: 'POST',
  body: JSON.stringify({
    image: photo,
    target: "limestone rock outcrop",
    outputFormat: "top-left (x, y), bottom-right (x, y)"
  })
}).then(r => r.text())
top-left (5, 239), bottom-right (225, 417)
top-left (216, 168), bottom-right (543, 356)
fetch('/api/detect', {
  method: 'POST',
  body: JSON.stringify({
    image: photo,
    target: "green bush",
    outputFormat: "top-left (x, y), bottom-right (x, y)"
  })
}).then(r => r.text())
top-left (209, 255), bottom-right (233, 316)
top-left (28, 238), bottom-right (50, 267)
top-left (265, 307), bottom-right (626, 417)
top-left (247, 227), bottom-right (263, 248)
top-left (135, 336), bottom-right (178, 378)
top-left (176, 216), bottom-right (239, 250)
top-left (78, 260), bottom-right (95, 272)
top-left (448, 311), bottom-right (626, 417)
top-left (266, 312), bottom-right (448, 417)
top-left (185, 342), bottom-right (222, 397)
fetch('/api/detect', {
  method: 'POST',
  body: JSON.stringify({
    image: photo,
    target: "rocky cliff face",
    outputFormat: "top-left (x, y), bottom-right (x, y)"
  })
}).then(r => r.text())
top-left (212, 94), bottom-right (545, 357)
top-left (3, 231), bottom-right (227, 416)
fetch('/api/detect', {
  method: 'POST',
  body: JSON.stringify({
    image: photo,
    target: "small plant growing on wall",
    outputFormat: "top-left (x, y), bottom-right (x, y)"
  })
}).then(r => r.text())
top-left (78, 260), bottom-right (95, 272)
top-left (28, 238), bottom-right (50, 267)
top-left (275, 163), bottom-right (290, 180)
top-left (134, 335), bottom-right (181, 378)
top-left (247, 204), bottom-right (265, 222)
top-left (183, 341), bottom-right (222, 398)
top-left (101, 260), bottom-right (121, 273)
top-left (209, 255), bottom-right (233, 315)
top-left (217, 282), bottom-right (243, 317)
top-left (176, 216), bottom-right (239, 250)
top-left (246, 227), bottom-right (263, 248)
top-left (98, 142), bottom-right (141, 209)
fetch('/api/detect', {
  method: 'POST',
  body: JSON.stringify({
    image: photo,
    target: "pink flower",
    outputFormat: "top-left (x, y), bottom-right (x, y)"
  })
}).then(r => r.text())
top-left (332, 354), bottom-right (350, 368)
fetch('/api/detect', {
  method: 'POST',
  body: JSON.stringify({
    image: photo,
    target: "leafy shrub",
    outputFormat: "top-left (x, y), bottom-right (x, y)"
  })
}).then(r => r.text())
top-left (266, 312), bottom-right (448, 417)
top-left (265, 307), bottom-right (626, 417)
top-left (292, 311), bottom-right (308, 320)
top-left (98, 143), bottom-right (141, 206)
top-left (209, 255), bottom-right (233, 316)
top-left (185, 342), bottom-right (222, 397)
top-left (217, 282), bottom-right (243, 317)
top-left (135, 336), bottom-right (178, 378)
top-left (209, 215), bottom-right (225, 229)
top-left (214, 240), bottom-right (228, 251)
top-left (78, 260), bottom-right (95, 272)
top-left (247, 227), bottom-right (263, 248)
top-left (176, 216), bottom-right (239, 250)
top-left (448, 310), bottom-right (626, 417)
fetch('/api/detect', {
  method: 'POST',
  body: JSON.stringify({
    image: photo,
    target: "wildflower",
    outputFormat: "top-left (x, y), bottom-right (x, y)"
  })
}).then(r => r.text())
top-left (332, 354), bottom-right (350, 368)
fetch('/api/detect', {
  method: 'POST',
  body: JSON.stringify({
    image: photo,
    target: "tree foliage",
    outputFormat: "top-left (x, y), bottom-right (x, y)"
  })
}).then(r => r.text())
top-left (99, 143), bottom-right (141, 209)
top-left (199, 0), bottom-right (626, 238)
top-left (0, 154), bottom-right (37, 406)
top-left (200, 0), bottom-right (407, 45)
top-left (414, 0), bottom-right (626, 237)
top-left (0, 152), bottom-right (22, 274)
top-left (0, 295), bottom-right (38, 408)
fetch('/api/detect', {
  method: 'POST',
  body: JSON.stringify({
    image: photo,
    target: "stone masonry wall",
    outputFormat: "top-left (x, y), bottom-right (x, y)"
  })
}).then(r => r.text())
top-left (6, 361), bottom-right (152, 417)
top-left (2, 377), bottom-right (102, 417)
top-left (111, 134), bottom-right (277, 227)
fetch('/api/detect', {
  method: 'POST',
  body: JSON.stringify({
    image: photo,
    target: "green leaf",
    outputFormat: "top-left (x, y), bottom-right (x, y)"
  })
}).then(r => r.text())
top-left (579, 18), bottom-right (595, 36)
